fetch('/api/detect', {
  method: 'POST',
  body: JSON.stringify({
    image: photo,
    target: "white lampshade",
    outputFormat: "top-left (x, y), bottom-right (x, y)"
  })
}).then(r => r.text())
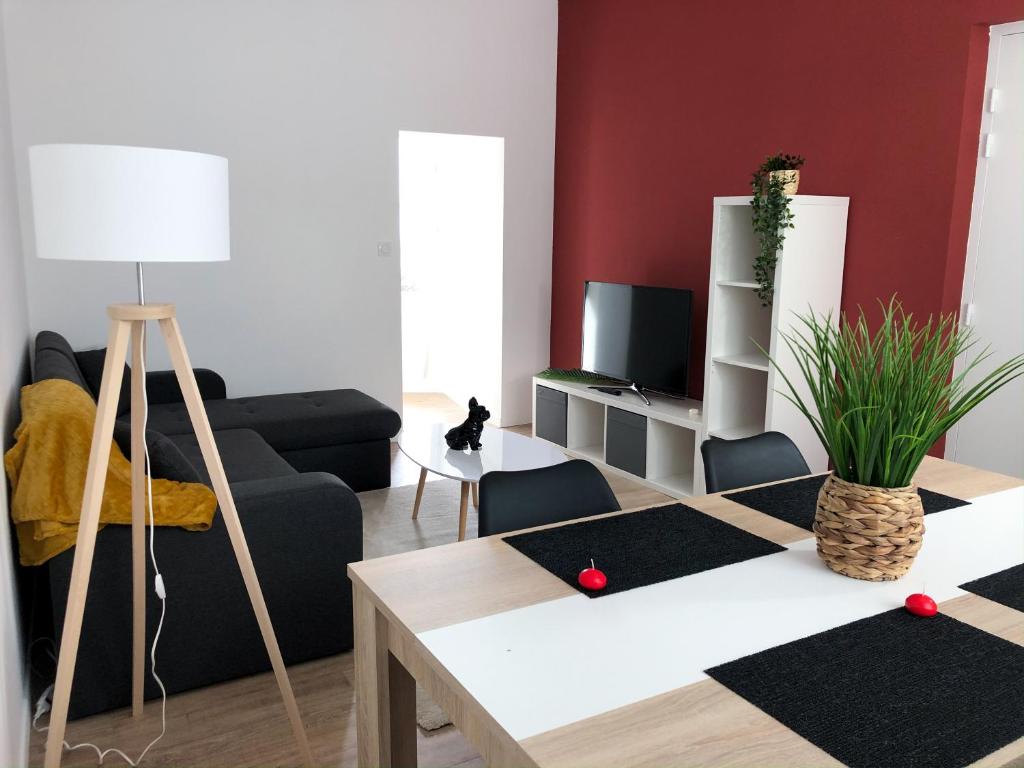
top-left (29, 144), bottom-right (230, 263)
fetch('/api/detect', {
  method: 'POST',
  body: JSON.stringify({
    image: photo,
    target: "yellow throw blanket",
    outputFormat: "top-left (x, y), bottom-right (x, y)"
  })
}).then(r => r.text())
top-left (4, 378), bottom-right (217, 566)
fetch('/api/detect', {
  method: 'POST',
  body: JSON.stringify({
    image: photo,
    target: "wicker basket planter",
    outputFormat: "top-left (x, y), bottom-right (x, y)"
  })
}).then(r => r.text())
top-left (768, 168), bottom-right (800, 195)
top-left (814, 473), bottom-right (924, 582)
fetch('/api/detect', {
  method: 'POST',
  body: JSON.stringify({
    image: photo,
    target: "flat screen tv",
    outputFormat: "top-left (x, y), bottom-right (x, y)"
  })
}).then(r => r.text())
top-left (581, 281), bottom-right (693, 397)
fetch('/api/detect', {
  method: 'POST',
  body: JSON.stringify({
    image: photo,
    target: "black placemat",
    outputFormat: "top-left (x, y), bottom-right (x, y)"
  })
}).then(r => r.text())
top-left (706, 609), bottom-right (1024, 768)
top-left (960, 564), bottom-right (1024, 614)
top-left (502, 503), bottom-right (785, 598)
top-left (723, 475), bottom-right (970, 532)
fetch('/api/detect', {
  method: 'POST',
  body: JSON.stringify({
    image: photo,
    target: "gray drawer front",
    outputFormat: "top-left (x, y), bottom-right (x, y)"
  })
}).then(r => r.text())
top-left (535, 385), bottom-right (567, 447)
top-left (606, 406), bottom-right (647, 476)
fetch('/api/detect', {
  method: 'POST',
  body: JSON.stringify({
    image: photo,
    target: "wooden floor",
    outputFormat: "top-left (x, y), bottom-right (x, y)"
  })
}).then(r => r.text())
top-left (28, 393), bottom-right (671, 767)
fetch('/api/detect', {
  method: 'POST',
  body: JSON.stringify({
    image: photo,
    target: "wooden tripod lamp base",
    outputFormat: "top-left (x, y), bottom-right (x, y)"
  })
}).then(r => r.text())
top-left (43, 303), bottom-right (314, 768)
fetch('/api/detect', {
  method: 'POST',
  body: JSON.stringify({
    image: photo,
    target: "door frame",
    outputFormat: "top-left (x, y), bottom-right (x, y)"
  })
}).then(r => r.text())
top-left (945, 20), bottom-right (1024, 462)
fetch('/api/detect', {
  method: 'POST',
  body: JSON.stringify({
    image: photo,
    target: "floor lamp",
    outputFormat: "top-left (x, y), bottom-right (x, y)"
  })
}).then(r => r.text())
top-left (29, 144), bottom-right (314, 768)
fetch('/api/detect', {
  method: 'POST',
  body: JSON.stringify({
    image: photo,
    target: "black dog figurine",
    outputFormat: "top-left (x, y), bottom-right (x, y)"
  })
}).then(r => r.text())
top-left (445, 397), bottom-right (490, 450)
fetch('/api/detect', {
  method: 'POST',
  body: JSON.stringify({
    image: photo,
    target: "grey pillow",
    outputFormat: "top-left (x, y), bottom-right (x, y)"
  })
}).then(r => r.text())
top-left (112, 422), bottom-right (203, 484)
top-left (76, 348), bottom-right (132, 416)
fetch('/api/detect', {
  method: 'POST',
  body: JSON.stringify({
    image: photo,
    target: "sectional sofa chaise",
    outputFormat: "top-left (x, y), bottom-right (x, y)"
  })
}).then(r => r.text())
top-left (29, 330), bottom-right (401, 718)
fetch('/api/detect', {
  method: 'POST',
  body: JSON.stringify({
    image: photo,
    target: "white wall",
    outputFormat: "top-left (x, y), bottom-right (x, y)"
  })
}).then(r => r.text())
top-left (2, 0), bottom-right (557, 422)
top-left (0, 5), bottom-right (30, 764)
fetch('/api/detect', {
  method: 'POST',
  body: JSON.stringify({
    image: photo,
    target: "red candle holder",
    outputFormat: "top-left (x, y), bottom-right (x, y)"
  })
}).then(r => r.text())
top-left (578, 559), bottom-right (607, 591)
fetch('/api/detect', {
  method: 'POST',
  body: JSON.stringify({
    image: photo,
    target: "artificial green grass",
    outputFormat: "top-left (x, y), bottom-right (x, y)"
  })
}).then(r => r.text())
top-left (766, 298), bottom-right (1024, 488)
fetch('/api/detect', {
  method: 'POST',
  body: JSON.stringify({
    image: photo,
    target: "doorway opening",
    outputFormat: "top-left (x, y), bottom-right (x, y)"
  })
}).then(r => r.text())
top-left (398, 130), bottom-right (505, 428)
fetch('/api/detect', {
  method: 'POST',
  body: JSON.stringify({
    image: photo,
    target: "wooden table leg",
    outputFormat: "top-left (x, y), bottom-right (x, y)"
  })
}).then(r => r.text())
top-left (471, 482), bottom-right (479, 508)
top-left (458, 481), bottom-right (470, 541)
top-left (354, 586), bottom-right (417, 768)
top-left (412, 467), bottom-right (427, 520)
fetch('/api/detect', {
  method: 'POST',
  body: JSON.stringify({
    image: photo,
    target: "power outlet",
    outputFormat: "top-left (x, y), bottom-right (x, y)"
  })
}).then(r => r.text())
top-left (377, 241), bottom-right (393, 259)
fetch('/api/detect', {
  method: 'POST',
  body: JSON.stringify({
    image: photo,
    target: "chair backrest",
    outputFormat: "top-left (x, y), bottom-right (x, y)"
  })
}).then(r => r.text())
top-left (478, 459), bottom-right (620, 537)
top-left (701, 431), bottom-right (811, 493)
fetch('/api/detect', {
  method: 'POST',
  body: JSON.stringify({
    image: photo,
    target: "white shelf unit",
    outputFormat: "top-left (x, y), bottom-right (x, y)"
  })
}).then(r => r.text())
top-left (702, 195), bottom-right (849, 484)
top-left (532, 377), bottom-right (703, 498)
top-left (566, 394), bottom-right (605, 462)
top-left (646, 419), bottom-right (697, 497)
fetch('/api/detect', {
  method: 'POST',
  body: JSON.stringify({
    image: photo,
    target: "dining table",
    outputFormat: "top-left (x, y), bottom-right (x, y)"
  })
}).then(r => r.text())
top-left (348, 455), bottom-right (1024, 768)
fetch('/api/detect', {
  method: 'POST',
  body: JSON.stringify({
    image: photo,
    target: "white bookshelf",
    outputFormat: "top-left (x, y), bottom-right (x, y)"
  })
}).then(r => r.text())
top-left (532, 378), bottom-right (703, 498)
top-left (701, 195), bottom-right (849, 487)
top-left (566, 395), bottom-right (605, 462)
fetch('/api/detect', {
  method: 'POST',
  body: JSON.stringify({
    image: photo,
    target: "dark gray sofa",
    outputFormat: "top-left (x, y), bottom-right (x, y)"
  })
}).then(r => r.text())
top-left (30, 331), bottom-right (401, 719)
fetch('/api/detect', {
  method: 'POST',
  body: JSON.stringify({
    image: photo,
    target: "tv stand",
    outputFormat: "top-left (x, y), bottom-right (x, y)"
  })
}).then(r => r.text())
top-left (534, 377), bottom-right (703, 497)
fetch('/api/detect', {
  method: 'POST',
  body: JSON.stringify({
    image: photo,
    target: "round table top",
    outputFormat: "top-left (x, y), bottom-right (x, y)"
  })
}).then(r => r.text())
top-left (397, 423), bottom-right (568, 483)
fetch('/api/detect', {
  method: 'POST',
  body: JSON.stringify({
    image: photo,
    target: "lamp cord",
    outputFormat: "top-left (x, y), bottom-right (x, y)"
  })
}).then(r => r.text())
top-left (33, 322), bottom-right (168, 766)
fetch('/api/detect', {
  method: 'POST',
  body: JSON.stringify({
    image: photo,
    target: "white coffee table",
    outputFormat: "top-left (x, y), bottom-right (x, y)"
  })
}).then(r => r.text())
top-left (398, 423), bottom-right (568, 541)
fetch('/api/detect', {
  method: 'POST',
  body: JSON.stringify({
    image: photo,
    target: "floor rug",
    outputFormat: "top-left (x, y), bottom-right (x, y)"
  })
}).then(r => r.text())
top-left (416, 686), bottom-right (453, 731)
top-left (359, 477), bottom-right (476, 559)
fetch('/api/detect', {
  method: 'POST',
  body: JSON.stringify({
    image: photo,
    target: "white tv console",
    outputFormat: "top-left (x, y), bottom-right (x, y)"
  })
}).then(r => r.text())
top-left (531, 377), bottom-right (703, 498)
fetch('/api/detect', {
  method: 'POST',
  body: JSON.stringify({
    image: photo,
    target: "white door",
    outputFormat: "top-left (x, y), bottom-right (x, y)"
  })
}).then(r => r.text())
top-left (946, 22), bottom-right (1024, 476)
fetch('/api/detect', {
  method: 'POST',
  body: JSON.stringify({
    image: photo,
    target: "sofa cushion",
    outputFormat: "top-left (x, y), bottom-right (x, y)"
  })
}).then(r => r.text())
top-left (112, 422), bottom-right (203, 484)
top-left (145, 389), bottom-right (401, 451)
top-left (167, 429), bottom-right (298, 485)
top-left (77, 348), bottom-right (132, 416)
top-left (33, 332), bottom-right (91, 392)
top-left (78, 347), bottom-right (228, 411)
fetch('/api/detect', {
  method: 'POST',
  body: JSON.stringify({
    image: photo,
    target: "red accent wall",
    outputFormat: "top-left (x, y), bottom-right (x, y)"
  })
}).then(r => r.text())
top-left (551, 0), bottom-right (1024, 402)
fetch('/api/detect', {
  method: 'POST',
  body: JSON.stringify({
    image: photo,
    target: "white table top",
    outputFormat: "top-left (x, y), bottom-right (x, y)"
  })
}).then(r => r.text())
top-left (417, 485), bottom-right (1024, 740)
top-left (397, 423), bottom-right (568, 483)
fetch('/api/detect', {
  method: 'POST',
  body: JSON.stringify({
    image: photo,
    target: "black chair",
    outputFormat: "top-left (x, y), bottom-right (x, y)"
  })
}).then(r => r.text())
top-left (478, 459), bottom-right (621, 537)
top-left (701, 431), bottom-right (811, 493)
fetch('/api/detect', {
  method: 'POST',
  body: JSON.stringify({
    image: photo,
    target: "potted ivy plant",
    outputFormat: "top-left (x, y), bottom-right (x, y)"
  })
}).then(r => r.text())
top-left (767, 298), bottom-right (1024, 582)
top-left (761, 152), bottom-right (804, 194)
top-left (750, 153), bottom-right (805, 306)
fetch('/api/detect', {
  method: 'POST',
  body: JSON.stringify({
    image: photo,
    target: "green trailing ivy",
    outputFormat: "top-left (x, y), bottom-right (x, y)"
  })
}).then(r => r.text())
top-left (750, 153), bottom-right (804, 305)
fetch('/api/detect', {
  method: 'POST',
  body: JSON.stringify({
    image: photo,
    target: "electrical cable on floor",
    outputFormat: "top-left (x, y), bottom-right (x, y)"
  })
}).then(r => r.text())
top-left (33, 322), bottom-right (169, 766)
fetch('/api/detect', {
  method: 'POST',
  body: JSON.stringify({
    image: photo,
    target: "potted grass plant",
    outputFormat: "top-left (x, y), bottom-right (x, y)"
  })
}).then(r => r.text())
top-left (768, 298), bottom-right (1024, 582)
